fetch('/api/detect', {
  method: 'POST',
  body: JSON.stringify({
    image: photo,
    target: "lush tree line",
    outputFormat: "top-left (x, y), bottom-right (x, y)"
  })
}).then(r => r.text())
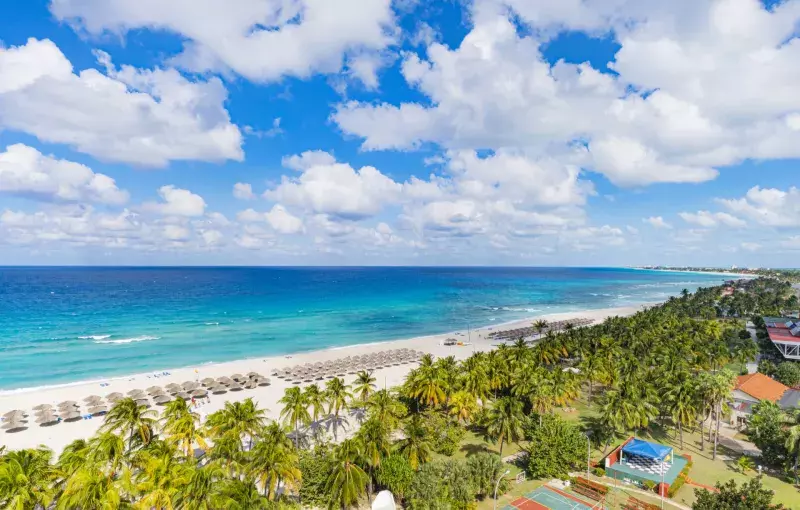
top-left (2, 277), bottom-right (794, 509)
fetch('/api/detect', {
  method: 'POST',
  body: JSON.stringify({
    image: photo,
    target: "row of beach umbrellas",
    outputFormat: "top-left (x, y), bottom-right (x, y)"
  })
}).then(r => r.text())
top-left (1, 372), bottom-right (272, 428)
top-left (271, 348), bottom-right (424, 384)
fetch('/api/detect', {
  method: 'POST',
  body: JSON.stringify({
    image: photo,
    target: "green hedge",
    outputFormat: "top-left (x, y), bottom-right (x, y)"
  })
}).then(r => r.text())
top-left (667, 459), bottom-right (693, 498)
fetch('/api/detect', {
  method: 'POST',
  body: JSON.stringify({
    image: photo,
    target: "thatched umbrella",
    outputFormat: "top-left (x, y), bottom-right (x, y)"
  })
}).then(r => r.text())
top-left (146, 386), bottom-right (162, 394)
top-left (35, 412), bottom-right (58, 425)
top-left (60, 411), bottom-right (82, 421)
top-left (88, 405), bottom-right (108, 415)
top-left (201, 377), bottom-right (216, 386)
top-left (153, 395), bottom-right (172, 405)
top-left (134, 398), bottom-right (151, 407)
top-left (181, 381), bottom-right (197, 390)
top-left (3, 410), bottom-right (26, 419)
top-left (106, 392), bottom-right (123, 401)
top-left (174, 391), bottom-right (191, 400)
top-left (230, 373), bottom-right (244, 381)
top-left (210, 386), bottom-right (228, 394)
top-left (190, 389), bottom-right (208, 397)
top-left (256, 377), bottom-right (271, 386)
top-left (228, 382), bottom-right (243, 391)
top-left (2, 420), bottom-right (27, 431)
top-left (33, 404), bottom-right (53, 412)
top-left (243, 380), bottom-right (258, 390)
top-left (127, 389), bottom-right (144, 397)
top-left (165, 382), bottom-right (182, 390)
top-left (84, 395), bottom-right (102, 402)
top-left (247, 371), bottom-right (261, 379)
top-left (217, 376), bottom-right (233, 385)
top-left (58, 400), bottom-right (78, 407)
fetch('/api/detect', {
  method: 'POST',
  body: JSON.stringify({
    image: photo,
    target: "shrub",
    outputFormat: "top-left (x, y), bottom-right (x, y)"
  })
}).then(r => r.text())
top-left (298, 446), bottom-right (335, 508)
top-left (592, 467), bottom-right (605, 477)
top-left (642, 480), bottom-right (656, 492)
top-left (466, 453), bottom-right (509, 500)
top-left (667, 458), bottom-right (693, 498)
top-left (377, 454), bottom-right (415, 501)
top-left (525, 414), bottom-right (588, 479)
top-left (774, 361), bottom-right (800, 387)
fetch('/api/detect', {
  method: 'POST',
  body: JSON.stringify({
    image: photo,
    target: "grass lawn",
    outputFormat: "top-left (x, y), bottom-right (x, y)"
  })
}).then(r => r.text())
top-left (434, 429), bottom-right (528, 464)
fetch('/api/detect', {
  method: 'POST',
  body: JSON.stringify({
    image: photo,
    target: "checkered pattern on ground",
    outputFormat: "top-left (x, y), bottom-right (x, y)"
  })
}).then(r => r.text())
top-left (623, 454), bottom-right (668, 475)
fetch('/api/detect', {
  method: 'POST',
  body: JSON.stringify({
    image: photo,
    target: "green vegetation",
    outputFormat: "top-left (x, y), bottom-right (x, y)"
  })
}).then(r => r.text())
top-left (2, 275), bottom-right (800, 508)
top-left (693, 477), bottom-right (784, 509)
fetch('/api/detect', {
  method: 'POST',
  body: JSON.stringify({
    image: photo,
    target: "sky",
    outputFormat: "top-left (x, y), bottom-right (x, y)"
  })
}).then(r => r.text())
top-left (0, 0), bottom-right (799, 267)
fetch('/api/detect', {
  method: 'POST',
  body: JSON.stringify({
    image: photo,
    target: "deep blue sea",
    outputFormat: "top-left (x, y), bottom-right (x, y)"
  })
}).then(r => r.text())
top-left (0, 267), bottom-right (730, 390)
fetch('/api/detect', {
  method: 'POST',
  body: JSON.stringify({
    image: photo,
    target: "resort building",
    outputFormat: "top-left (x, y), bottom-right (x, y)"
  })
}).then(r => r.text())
top-left (730, 373), bottom-right (800, 425)
top-left (763, 317), bottom-right (800, 360)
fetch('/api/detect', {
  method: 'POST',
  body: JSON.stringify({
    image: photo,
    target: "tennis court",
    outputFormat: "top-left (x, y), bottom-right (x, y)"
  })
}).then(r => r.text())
top-left (503, 486), bottom-right (598, 510)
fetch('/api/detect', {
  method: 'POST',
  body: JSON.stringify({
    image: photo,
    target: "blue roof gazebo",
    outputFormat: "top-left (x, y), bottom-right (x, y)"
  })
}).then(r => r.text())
top-left (621, 439), bottom-right (673, 465)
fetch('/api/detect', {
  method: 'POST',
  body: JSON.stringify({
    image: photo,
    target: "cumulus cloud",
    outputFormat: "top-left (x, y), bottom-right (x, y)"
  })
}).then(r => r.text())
top-left (233, 182), bottom-right (255, 200)
top-left (717, 186), bottom-right (800, 227)
top-left (0, 143), bottom-right (128, 205)
top-left (50, 0), bottom-right (396, 82)
top-left (644, 216), bottom-right (672, 229)
top-left (678, 210), bottom-right (746, 228)
top-left (142, 185), bottom-right (206, 217)
top-left (236, 205), bottom-right (305, 234)
top-left (0, 38), bottom-right (242, 166)
top-left (333, 0), bottom-right (800, 187)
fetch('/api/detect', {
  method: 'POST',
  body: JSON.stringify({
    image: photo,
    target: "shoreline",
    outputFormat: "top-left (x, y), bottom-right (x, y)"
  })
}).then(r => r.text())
top-left (0, 303), bottom-right (653, 454)
top-left (629, 267), bottom-right (756, 279)
top-left (0, 301), bottom-right (658, 396)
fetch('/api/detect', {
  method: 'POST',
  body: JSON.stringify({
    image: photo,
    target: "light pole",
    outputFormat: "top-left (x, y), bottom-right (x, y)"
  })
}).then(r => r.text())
top-left (585, 431), bottom-right (592, 480)
top-left (493, 469), bottom-right (511, 510)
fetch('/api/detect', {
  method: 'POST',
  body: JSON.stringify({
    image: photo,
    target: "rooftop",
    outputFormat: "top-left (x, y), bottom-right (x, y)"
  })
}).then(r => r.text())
top-left (735, 373), bottom-right (789, 402)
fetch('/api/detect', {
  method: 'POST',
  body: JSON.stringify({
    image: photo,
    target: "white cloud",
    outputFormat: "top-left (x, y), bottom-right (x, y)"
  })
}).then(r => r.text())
top-left (233, 182), bottom-right (255, 200)
top-left (740, 242), bottom-right (761, 252)
top-left (0, 143), bottom-right (128, 205)
top-left (717, 186), bottom-right (800, 227)
top-left (50, 0), bottom-right (396, 82)
top-left (264, 205), bottom-right (305, 234)
top-left (142, 185), bottom-right (206, 217)
top-left (626, 225), bottom-right (639, 235)
top-left (678, 210), bottom-right (746, 228)
top-left (0, 38), bottom-right (242, 166)
top-left (281, 150), bottom-right (338, 171)
top-left (334, 0), bottom-right (800, 187)
top-left (267, 152), bottom-right (403, 219)
top-left (644, 216), bottom-right (673, 229)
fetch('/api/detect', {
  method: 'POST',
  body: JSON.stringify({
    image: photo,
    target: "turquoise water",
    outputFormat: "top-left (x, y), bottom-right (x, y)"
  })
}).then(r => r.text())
top-left (0, 267), bottom-right (729, 390)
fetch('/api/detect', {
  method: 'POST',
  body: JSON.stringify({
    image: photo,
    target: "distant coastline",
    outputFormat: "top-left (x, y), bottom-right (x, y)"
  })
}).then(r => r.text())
top-left (630, 267), bottom-right (756, 279)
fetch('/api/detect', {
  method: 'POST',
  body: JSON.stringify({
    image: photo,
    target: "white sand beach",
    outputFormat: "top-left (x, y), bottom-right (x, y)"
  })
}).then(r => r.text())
top-left (0, 304), bottom-right (651, 454)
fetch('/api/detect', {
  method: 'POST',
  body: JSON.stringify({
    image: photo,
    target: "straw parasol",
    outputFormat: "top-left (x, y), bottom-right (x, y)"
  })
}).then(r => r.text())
top-left (165, 382), bottom-right (181, 390)
top-left (247, 371), bottom-right (262, 379)
top-left (58, 400), bottom-right (77, 406)
top-left (181, 381), bottom-right (197, 390)
top-left (228, 382), bottom-right (243, 391)
top-left (3, 409), bottom-right (27, 419)
top-left (106, 392), bottom-right (123, 400)
top-left (127, 389), bottom-right (144, 397)
top-left (175, 391), bottom-right (191, 400)
top-left (60, 411), bottom-right (82, 421)
top-left (154, 395), bottom-right (172, 405)
top-left (35, 412), bottom-right (58, 425)
top-left (190, 389), bottom-right (208, 397)
top-left (146, 386), bottom-right (162, 394)
top-left (217, 376), bottom-right (233, 385)
top-left (243, 380), bottom-right (258, 390)
top-left (88, 405), bottom-right (108, 415)
top-left (134, 398), bottom-right (151, 407)
top-left (230, 373), bottom-right (244, 381)
top-left (201, 377), bottom-right (216, 386)
top-left (2, 420), bottom-right (27, 431)
top-left (84, 395), bottom-right (102, 402)
top-left (33, 404), bottom-right (53, 412)
top-left (210, 386), bottom-right (227, 394)
top-left (256, 377), bottom-right (271, 386)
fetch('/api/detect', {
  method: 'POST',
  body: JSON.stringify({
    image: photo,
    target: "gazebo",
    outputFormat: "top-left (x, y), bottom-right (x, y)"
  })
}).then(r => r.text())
top-left (620, 439), bottom-right (673, 475)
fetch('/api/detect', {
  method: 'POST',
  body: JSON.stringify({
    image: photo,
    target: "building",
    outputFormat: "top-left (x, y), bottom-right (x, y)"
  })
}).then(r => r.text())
top-left (763, 317), bottom-right (800, 360)
top-left (730, 373), bottom-right (800, 426)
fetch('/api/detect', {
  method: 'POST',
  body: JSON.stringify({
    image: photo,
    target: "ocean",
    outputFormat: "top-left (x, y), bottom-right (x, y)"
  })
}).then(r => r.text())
top-left (0, 267), bottom-right (730, 390)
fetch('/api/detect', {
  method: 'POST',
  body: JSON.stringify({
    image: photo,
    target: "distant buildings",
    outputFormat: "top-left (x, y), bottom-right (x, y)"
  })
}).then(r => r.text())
top-left (763, 317), bottom-right (800, 360)
top-left (730, 373), bottom-right (800, 426)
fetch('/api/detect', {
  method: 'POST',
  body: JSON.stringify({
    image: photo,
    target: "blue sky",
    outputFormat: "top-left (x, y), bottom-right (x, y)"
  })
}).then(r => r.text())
top-left (1, 0), bottom-right (799, 266)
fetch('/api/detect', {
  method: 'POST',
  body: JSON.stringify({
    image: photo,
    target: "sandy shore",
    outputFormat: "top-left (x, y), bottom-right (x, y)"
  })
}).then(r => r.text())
top-left (0, 304), bottom-right (652, 454)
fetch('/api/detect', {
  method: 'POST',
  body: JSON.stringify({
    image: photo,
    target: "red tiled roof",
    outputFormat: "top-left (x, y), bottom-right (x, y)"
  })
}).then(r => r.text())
top-left (735, 373), bottom-right (789, 402)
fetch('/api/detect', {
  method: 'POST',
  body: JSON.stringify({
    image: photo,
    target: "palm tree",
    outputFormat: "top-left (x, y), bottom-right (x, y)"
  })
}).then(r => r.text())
top-left (395, 415), bottom-right (433, 470)
top-left (88, 431), bottom-right (127, 476)
top-left (326, 439), bottom-right (369, 509)
top-left (0, 447), bottom-right (56, 509)
top-left (56, 439), bottom-right (90, 479)
top-left (448, 390), bottom-right (478, 424)
top-left (205, 398), bottom-right (267, 449)
top-left (409, 360), bottom-right (446, 407)
top-left (461, 355), bottom-right (490, 403)
top-left (484, 396), bottom-right (524, 458)
top-left (56, 467), bottom-right (124, 510)
top-left (304, 383), bottom-right (327, 423)
top-left (248, 440), bottom-right (301, 500)
top-left (279, 387), bottom-right (311, 448)
top-left (667, 378), bottom-right (697, 449)
top-left (326, 377), bottom-right (352, 442)
top-left (533, 319), bottom-right (548, 337)
top-left (162, 399), bottom-right (206, 457)
top-left (175, 464), bottom-right (227, 510)
top-left (102, 397), bottom-right (158, 448)
top-left (217, 477), bottom-right (271, 509)
top-left (365, 389), bottom-right (406, 431)
top-left (785, 410), bottom-right (800, 484)
top-left (356, 417), bottom-right (391, 500)
top-left (135, 445), bottom-right (192, 509)
top-left (353, 370), bottom-right (377, 402)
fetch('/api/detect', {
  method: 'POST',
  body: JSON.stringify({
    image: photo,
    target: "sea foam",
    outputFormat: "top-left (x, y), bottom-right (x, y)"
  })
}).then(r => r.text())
top-left (94, 335), bottom-right (160, 345)
top-left (78, 334), bottom-right (111, 340)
